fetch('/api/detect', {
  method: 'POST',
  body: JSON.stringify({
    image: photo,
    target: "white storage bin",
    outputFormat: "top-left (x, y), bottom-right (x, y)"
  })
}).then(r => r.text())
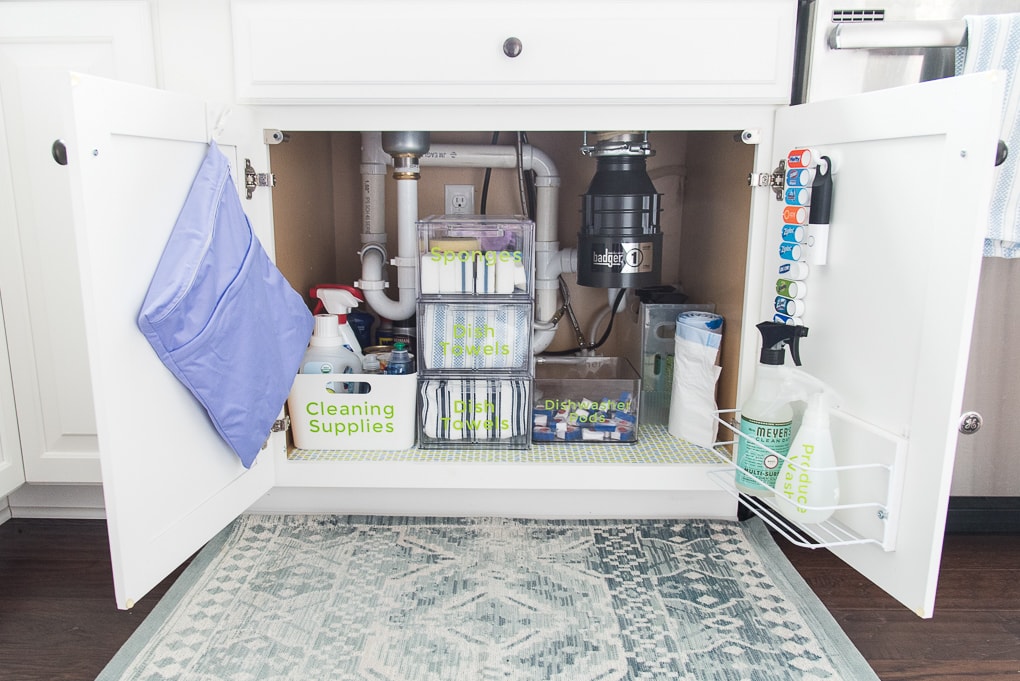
top-left (287, 373), bottom-right (417, 450)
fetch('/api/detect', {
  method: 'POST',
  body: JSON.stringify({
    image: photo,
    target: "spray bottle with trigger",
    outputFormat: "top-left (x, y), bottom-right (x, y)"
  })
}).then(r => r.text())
top-left (774, 385), bottom-right (841, 525)
top-left (734, 321), bottom-right (809, 497)
top-left (310, 285), bottom-right (365, 369)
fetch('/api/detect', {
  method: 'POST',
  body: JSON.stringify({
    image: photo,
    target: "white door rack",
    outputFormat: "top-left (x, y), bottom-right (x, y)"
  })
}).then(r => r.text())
top-left (709, 407), bottom-right (908, 551)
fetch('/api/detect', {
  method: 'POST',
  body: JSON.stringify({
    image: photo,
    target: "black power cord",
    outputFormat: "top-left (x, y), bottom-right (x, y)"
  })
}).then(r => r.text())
top-left (479, 131), bottom-right (499, 215)
top-left (542, 287), bottom-right (627, 356)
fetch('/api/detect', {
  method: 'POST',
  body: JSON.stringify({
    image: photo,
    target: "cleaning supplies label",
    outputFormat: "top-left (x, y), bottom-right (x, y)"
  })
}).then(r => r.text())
top-left (304, 400), bottom-right (397, 435)
top-left (736, 416), bottom-right (791, 492)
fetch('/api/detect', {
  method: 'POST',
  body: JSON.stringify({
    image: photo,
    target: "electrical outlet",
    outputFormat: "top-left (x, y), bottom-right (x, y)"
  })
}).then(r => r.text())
top-left (445, 184), bottom-right (475, 215)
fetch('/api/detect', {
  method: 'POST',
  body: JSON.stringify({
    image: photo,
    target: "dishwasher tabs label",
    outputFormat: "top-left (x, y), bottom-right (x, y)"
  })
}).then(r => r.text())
top-left (304, 400), bottom-right (397, 436)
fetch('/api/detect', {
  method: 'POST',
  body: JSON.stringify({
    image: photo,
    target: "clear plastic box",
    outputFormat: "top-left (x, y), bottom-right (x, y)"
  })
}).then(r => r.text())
top-left (533, 357), bottom-right (641, 443)
top-left (620, 302), bottom-right (715, 426)
top-left (418, 376), bottom-right (532, 449)
top-left (417, 301), bottom-right (534, 374)
top-left (417, 215), bottom-right (535, 298)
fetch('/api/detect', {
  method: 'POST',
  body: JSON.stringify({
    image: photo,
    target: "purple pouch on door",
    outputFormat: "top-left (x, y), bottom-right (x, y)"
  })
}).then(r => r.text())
top-left (137, 142), bottom-right (313, 468)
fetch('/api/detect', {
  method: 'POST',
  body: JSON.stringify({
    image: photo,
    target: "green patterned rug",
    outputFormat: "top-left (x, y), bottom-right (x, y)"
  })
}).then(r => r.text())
top-left (97, 515), bottom-right (878, 681)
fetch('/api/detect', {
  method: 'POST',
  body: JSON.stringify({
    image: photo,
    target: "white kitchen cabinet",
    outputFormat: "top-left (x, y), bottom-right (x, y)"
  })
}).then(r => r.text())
top-left (52, 0), bottom-right (1003, 621)
top-left (0, 297), bottom-right (26, 507)
top-left (62, 70), bottom-right (1004, 618)
top-left (230, 0), bottom-right (797, 105)
top-left (0, 1), bottom-right (156, 487)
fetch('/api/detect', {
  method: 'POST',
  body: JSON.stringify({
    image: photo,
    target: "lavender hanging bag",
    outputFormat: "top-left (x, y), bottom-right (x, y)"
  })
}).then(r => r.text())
top-left (137, 142), bottom-right (313, 467)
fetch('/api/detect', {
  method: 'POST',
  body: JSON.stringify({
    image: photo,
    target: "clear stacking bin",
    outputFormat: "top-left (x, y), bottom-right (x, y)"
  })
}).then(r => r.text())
top-left (417, 215), bottom-right (535, 298)
top-left (532, 357), bottom-right (641, 443)
top-left (418, 375), bottom-right (532, 449)
top-left (417, 301), bottom-right (534, 374)
top-left (621, 302), bottom-right (715, 426)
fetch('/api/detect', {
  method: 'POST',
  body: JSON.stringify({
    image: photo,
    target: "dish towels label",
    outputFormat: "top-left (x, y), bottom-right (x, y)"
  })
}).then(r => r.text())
top-left (137, 141), bottom-right (313, 468)
top-left (419, 302), bottom-right (532, 372)
top-left (419, 378), bottom-right (530, 441)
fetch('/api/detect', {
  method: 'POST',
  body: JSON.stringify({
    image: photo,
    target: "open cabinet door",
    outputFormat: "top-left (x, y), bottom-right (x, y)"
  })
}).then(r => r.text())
top-left (63, 74), bottom-right (276, 609)
top-left (761, 72), bottom-right (1005, 617)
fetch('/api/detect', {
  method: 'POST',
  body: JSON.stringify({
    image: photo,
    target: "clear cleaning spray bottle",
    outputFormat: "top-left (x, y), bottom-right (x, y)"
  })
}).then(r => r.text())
top-left (735, 322), bottom-right (810, 497)
top-left (773, 389), bottom-right (840, 524)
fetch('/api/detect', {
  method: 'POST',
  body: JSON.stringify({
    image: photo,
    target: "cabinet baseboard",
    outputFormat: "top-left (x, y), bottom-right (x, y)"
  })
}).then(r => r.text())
top-left (946, 496), bottom-right (1020, 534)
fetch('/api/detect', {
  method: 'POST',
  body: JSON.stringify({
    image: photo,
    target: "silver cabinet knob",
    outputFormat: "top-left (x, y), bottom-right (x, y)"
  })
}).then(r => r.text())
top-left (958, 411), bottom-right (983, 435)
top-left (503, 37), bottom-right (523, 58)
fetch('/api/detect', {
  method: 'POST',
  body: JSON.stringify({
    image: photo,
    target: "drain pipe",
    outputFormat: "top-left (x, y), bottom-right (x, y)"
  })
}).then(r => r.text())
top-left (419, 143), bottom-right (575, 353)
top-left (357, 132), bottom-right (428, 322)
top-left (359, 135), bottom-right (575, 350)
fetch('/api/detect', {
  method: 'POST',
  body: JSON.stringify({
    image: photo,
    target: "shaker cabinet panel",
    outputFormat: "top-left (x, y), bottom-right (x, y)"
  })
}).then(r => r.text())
top-left (755, 72), bottom-right (1005, 617)
top-left (0, 297), bottom-right (26, 501)
top-left (0, 1), bottom-right (156, 483)
top-left (231, 0), bottom-right (797, 104)
top-left (64, 74), bottom-right (276, 609)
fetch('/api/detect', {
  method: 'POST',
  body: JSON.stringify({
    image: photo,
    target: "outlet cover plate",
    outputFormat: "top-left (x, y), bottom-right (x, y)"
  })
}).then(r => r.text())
top-left (445, 184), bottom-right (475, 214)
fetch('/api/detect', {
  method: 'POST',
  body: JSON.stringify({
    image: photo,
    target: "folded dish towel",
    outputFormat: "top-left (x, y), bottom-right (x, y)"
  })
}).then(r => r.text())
top-left (419, 378), bottom-right (529, 441)
top-left (956, 13), bottom-right (1020, 258)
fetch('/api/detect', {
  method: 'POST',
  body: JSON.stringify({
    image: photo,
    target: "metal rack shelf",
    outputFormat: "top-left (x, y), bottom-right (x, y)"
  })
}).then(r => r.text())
top-left (708, 408), bottom-right (908, 551)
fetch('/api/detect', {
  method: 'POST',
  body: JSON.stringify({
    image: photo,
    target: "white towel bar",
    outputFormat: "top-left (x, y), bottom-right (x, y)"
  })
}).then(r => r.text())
top-left (828, 20), bottom-right (967, 50)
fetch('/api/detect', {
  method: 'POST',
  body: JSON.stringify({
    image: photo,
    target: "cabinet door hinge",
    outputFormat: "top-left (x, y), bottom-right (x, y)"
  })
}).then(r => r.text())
top-left (262, 416), bottom-right (291, 450)
top-left (244, 158), bottom-right (276, 199)
top-left (272, 416), bottom-right (291, 433)
top-left (748, 159), bottom-right (785, 201)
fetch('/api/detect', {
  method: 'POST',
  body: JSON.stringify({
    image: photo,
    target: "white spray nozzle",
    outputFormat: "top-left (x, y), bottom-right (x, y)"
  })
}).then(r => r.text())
top-left (783, 368), bottom-right (841, 409)
top-left (316, 287), bottom-right (362, 316)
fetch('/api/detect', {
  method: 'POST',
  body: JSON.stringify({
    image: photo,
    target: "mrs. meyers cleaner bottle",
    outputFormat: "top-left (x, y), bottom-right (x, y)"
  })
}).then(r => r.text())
top-left (735, 322), bottom-right (809, 497)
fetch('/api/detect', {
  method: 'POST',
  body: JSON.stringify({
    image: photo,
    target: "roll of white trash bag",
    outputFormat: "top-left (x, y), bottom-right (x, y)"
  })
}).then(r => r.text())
top-left (668, 312), bottom-right (723, 448)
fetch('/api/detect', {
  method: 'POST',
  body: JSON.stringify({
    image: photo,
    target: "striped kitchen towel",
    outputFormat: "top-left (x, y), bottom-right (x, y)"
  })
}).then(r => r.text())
top-left (956, 13), bottom-right (1020, 258)
top-left (419, 378), bottom-right (530, 441)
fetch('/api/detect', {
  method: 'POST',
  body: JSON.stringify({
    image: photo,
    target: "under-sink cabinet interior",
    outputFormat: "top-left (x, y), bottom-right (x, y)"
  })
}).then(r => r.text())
top-left (258, 130), bottom-right (753, 519)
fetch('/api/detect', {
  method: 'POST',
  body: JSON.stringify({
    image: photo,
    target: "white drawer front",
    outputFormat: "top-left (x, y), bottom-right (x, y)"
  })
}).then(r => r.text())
top-left (232, 0), bottom-right (796, 103)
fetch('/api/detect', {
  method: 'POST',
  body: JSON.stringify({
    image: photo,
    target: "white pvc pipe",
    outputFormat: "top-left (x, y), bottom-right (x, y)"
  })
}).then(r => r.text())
top-left (361, 179), bottom-right (419, 321)
top-left (422, 143), bottom-right (560, 235)
top-left (420, 143), bottom-right (570, 323)
top-left (359, 135), bottom-right (575, 335)
top-left (360, 131), bottom-right (388, 240)
top-left (396, 180), bottom-right (419, 277)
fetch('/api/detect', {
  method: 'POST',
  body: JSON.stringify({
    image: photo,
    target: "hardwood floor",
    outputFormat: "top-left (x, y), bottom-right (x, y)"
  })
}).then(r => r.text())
top-left (1, 517), bottom-right (1018, 681)
top-left (778, 533), bottom-right (1020, 680)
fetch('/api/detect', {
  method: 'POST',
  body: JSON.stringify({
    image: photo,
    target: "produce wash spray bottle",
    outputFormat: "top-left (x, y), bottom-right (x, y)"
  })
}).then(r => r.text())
top-left (734, 321), bottom-right (809, 496)
top-left (773, 389), bottom-right (841, 525)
